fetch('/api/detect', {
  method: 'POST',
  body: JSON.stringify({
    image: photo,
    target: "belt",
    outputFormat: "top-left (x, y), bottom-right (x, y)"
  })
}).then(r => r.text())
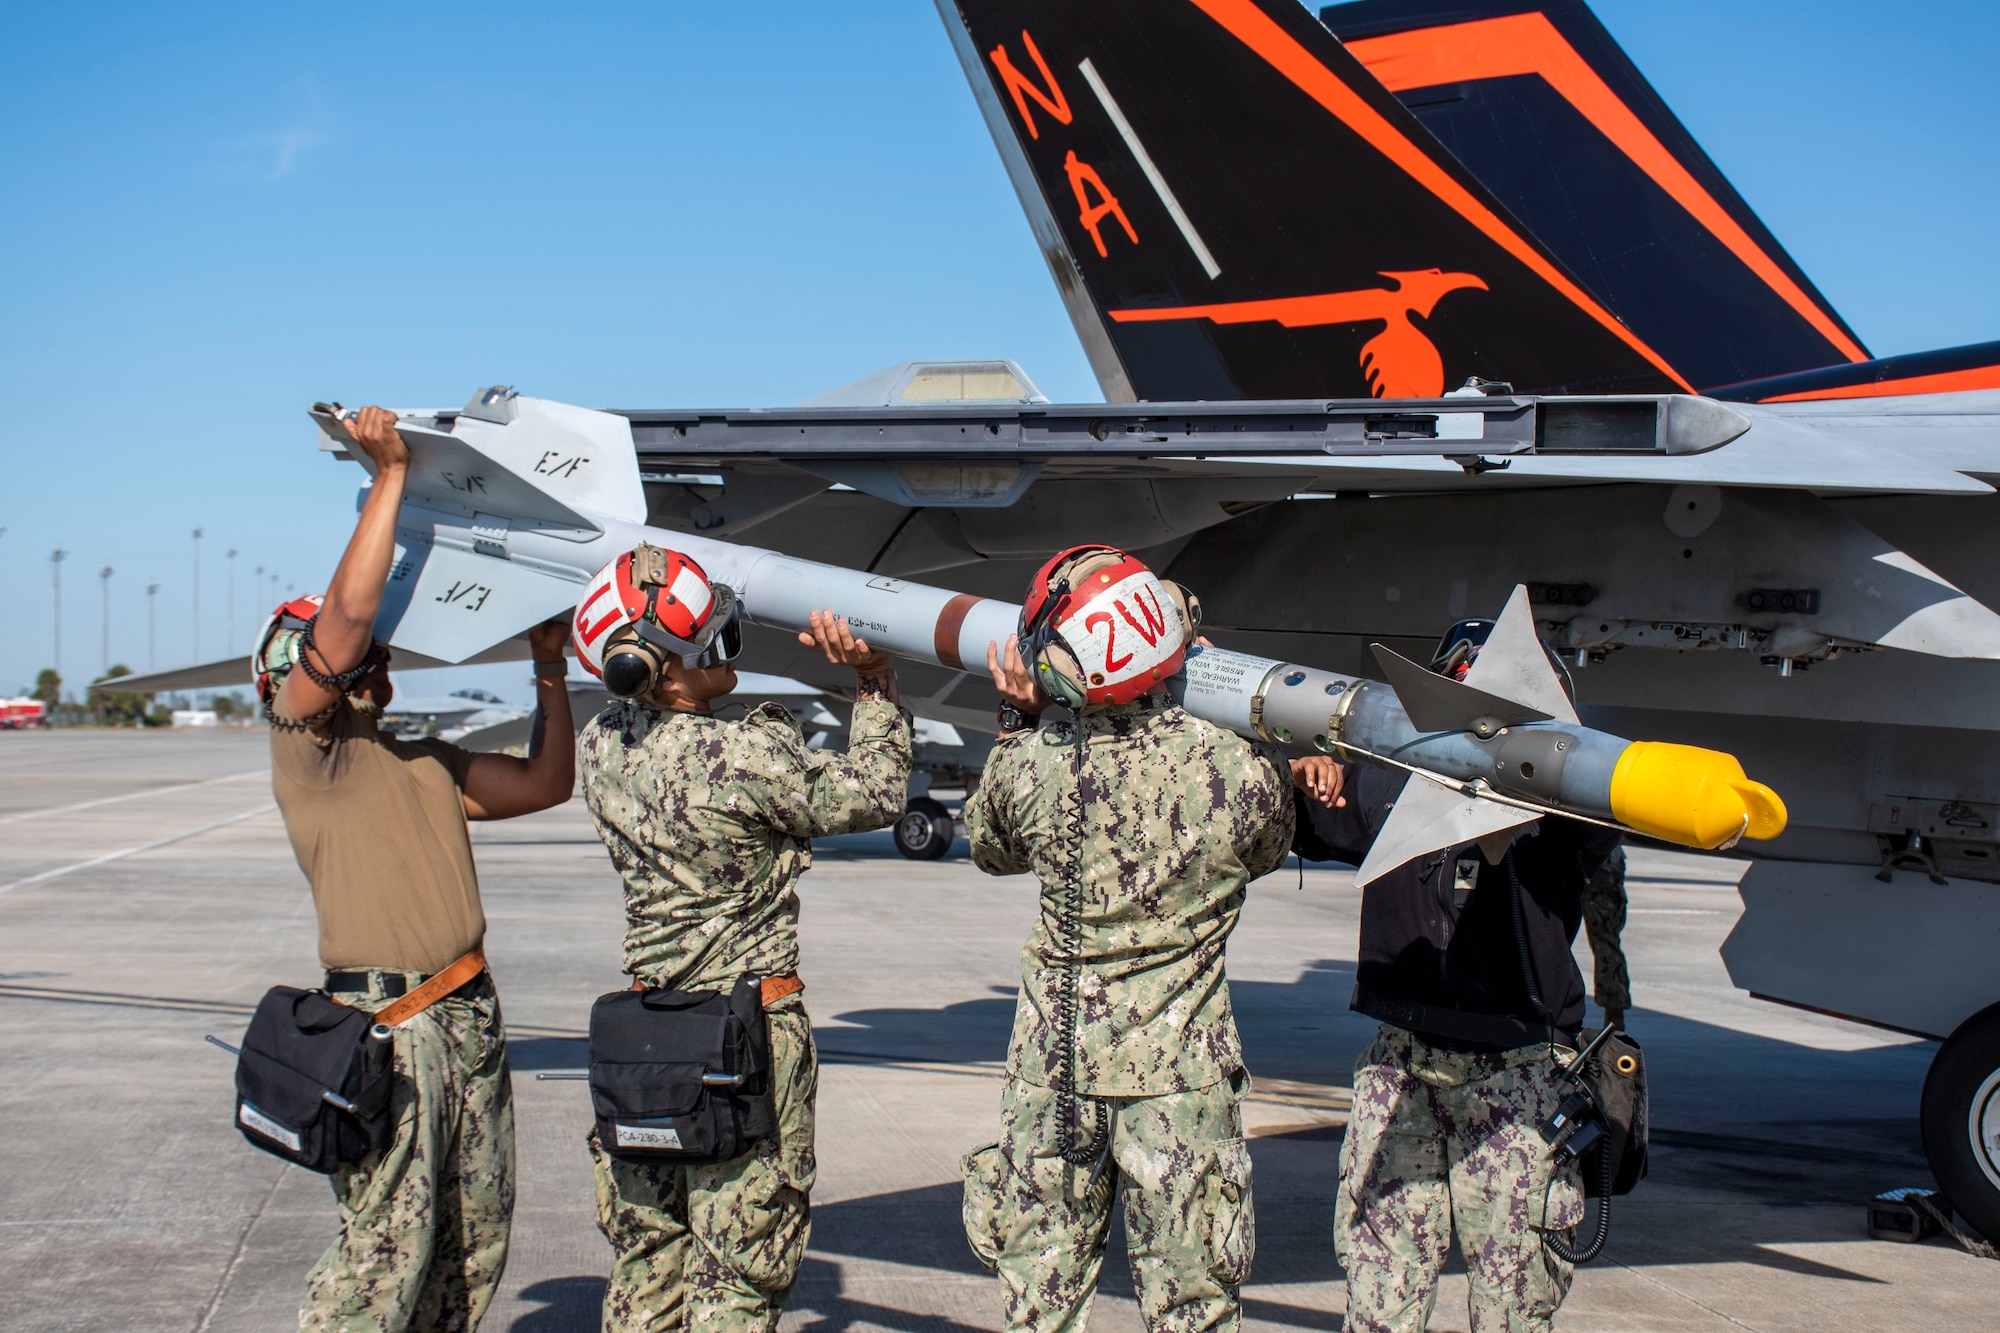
top-left (631, 971), bottom-right (803, 1008)
top-left (1351, 981), bottom-right (1575, 1052)
top-left (327, 945), bottom-right (487, 1028)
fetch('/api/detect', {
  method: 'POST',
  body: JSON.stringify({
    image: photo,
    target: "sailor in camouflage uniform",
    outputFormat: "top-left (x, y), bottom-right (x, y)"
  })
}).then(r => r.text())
top-left (1290, 619), bottom-right (1616, 1333)
top-left (960, 546), bottom-right (1304, 1333)
top-left (574, 545), bottom-right (911, 1333)
top-left (265, 406), bottom-right (579, 1333)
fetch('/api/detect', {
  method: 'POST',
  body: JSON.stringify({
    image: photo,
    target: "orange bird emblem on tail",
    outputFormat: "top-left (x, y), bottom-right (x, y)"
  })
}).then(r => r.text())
top-left (1109, 269), bottom-right (1488, 397)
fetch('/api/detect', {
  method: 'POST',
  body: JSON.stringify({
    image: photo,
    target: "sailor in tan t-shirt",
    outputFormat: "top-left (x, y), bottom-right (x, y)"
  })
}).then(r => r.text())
top-left (258, 404), bottom-right (577, 1333)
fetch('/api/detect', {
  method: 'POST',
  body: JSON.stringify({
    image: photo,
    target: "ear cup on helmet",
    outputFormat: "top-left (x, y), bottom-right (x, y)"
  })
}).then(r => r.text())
top-left (1034, 639), bottom-right (1089, 711)
top-left (1025, 549), bottom-right (1127, 707)
top-left (1020, 549), bottom-right (1204, 709)
top-left (600, 626), bottom-right (670, 699)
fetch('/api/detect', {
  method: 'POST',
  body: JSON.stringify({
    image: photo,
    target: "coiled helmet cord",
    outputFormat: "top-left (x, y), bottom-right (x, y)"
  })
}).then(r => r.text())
top-left (1054, 721), bottom-right (1109, 1167)
top-left (297, 615), bottom-right (384, 691)
top-left (1544, 1152), bottom-right (1614, 1263)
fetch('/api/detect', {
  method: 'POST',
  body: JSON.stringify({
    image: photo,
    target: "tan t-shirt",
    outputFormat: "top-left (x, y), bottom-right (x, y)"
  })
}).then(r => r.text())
top-left (270, 698), bottom-right (485, 974)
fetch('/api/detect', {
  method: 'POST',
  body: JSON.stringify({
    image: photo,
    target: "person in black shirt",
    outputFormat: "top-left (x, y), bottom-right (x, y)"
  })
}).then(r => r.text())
top-left (1294, 620), bottom-right (1619, 1333)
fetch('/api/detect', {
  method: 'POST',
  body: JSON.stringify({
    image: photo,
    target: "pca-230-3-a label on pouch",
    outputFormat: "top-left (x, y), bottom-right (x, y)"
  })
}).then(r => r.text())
top-left (614, 1123), bottom-right (683, 1150)
top-left (239, 1101), bottom-right (302, 1151)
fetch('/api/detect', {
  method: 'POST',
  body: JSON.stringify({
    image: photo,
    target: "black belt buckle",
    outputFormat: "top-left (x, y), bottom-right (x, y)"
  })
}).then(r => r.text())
top-left (326, 971), bottom-right (410, 997)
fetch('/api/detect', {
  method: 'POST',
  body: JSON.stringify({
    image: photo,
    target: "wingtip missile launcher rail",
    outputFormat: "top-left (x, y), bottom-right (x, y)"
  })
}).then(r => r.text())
top-left (616, 392), bottom-right (1751, 463)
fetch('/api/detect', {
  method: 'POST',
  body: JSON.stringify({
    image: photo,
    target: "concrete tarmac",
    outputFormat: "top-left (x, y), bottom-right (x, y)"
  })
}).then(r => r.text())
top-left (1, 728), bottom-right (1995, 1332)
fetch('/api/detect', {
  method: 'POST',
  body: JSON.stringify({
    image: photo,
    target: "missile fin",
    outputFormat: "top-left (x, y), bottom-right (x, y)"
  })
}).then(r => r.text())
top-left (372, 535), bottom-right (584, 664)
top-left (1354, 772), bottom-right (1542, 889)
top-left (1369, 643), bottom-right (1551, 734)
top-left (1462, 585), bottom-right (1580, 725)
top-left (318, 412), bottom-right (603, 538)
top-left (447, 395), bottom-right (648, 528)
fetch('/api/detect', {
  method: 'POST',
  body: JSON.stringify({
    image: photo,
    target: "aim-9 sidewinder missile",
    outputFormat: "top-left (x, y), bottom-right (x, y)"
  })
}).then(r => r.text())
top-left (688, 541), bottom-right (1785, 883)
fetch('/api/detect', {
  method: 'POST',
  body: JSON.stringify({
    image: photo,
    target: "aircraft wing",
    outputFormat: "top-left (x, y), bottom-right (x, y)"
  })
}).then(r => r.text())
top-left (1164, 393), bottom-right (2000, 496)
top-left (91, 635), bottom-right (545, 697)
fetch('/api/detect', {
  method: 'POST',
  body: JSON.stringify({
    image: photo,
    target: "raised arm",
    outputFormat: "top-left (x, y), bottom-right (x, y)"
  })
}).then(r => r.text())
top-left (461, 619), bottom-right (579, 820)
top-left (279, 406), bottom-right (409, 727)
top-left (756, 611), bottom-right (911, 839)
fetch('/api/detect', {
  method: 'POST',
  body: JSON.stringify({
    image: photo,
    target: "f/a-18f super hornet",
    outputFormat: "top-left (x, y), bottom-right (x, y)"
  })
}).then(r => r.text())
top-left (922, 0), bottom-right (2000, 1236)
top-left (106, 0), bottom-right (2000, 1237)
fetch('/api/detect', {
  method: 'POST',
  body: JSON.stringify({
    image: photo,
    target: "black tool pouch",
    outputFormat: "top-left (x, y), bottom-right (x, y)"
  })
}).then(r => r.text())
top-left (588, 976), bottom-right (776, 1163)
top-left (1573, 1027), bottom-right (1649, 1197)
top-left (233, 987), bottom-right (396, 1174)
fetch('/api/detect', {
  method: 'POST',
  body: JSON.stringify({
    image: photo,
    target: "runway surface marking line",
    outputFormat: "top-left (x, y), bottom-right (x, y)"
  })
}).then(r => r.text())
top-left (0, 768), bottom-right (269, 824)
top-left (0, 802), bottom-right (279, 896)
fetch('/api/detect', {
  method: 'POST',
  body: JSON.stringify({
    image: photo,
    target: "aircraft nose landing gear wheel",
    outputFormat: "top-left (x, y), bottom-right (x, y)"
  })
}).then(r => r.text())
top-left (893, 797), bottom-right (955, 861)
top-left (1921, 1000), bottom-right (2000, 1245)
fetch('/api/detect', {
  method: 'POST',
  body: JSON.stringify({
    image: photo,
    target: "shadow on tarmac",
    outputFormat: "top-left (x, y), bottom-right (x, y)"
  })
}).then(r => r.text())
top-left (511, 1276), bottom-right (606, 1332)
top-left (507, 1248), bottom-right (1005, 1333)
top-left (809, 959), bottom-right (1943, 1241)
top-left (498, 936), bottom-right (1940, 1326)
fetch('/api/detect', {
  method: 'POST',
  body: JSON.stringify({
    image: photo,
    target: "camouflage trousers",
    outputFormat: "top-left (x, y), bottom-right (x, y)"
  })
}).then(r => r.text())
top-left (1582, 846), bottom-right (1630, 1016)
top-left (1336, 1025), bottom-right (1583, 1333)
top-left (301, 971), bottom-right (515, 1333)
top-left (961, 1069), bottom-right (1255, 1333)
top-left (588, 998), bottom-right (817, 1333)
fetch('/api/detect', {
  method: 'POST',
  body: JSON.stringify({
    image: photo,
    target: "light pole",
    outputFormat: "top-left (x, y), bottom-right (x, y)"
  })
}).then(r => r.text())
top-left (191, 528), bottom-right (203, 661)
top-left (146, 584), bottom-right (160, 672)
top-left (50, 549), bottom-right (68, 684)
top-left (226, 548), bottom-right (238, 653)
top-left (99, 566), bottom-right (114, 674)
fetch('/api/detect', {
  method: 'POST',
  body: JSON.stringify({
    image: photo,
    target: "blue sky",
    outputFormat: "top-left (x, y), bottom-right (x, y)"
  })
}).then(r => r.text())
top-left (2, 1), bottom-right (1996, 703)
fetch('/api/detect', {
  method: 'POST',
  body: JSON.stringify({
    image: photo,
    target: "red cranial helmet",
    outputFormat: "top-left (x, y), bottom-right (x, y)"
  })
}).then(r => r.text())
top-left (573, 544), bottom-right (742, 699)
top-left (251, 594), bottom-right (327, 704)
top-left (1019, 545), bottom-right (1200, 709)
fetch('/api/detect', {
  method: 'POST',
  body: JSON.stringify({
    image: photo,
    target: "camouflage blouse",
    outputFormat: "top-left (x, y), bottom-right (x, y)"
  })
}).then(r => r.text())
top-left (580, 698), bottom-right (912, 990)
top-left (966, 694), bottom-right (1295, 1096)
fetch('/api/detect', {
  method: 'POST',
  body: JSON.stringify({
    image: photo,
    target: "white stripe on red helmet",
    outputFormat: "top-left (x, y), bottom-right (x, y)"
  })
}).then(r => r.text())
top-left (572, 546), bottom-right (726, 680)
top-left (1033, 550), bottom-right (1192, 706)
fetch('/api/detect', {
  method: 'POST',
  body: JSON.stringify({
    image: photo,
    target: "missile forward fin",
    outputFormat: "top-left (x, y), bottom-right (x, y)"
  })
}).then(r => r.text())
top-left (446, 395), bottom-right (648, 529)
top-left (1354, 770), bottom-right (1540, 888)
top-left (372, 535), bottom-right (583, 665)
top-left (1369, 643), bottom-right (1551, 734)
top-left (315, 395), bottom-right (647, 538)
top-left (1462, 584), bottom-right (1580, 724)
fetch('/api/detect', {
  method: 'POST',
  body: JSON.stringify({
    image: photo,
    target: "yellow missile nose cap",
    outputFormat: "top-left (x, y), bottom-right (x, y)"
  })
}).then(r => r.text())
top-left (1609, 741), bottom-right (1788, 849)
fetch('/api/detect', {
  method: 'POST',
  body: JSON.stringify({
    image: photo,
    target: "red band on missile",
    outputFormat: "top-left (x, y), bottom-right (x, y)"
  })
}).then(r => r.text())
top-left (935, 594), bottom-right (982, 671)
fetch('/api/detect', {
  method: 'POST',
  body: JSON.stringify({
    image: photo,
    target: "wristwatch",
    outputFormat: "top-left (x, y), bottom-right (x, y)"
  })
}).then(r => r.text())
top-left (997, 703), bottom-right (1042, 735)
top-left (533, 659), bottom-right (568, 681)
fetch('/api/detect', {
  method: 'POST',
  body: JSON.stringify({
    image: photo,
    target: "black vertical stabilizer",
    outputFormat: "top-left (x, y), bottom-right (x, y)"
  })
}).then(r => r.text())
top-left (1320, 0), bottom-right (1869, 389)
top-left (937, 0), bottom-right (1687, 401)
